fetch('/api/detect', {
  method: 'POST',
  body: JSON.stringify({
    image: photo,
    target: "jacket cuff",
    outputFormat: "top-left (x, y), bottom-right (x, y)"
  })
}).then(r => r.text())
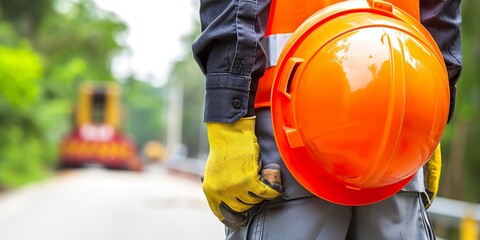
top-left (204, 73), bottom-right (252, 123)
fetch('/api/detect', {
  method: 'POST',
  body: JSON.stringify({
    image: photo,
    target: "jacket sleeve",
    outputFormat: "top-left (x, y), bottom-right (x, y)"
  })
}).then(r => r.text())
top-left (192, 0), bottom-right (271, 123)
top-left (420, 0), bottom-right (463, 123)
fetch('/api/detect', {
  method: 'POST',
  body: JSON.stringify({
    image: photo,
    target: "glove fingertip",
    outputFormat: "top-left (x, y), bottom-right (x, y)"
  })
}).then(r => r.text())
top-left (219, 202), bottom-right (248, 230)
top-left (260, 177), bottom-right (284, 193)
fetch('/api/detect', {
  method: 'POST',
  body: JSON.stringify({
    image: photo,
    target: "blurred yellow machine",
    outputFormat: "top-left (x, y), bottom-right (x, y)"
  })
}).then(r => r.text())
top-left (142, 140), bottom-right (167, 163)
top-left (59, 83), bottom-right (142, 171)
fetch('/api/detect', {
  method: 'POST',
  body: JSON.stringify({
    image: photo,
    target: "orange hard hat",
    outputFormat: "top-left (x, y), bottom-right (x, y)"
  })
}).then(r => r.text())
top-left (270, 0), bottom-right (450, 206)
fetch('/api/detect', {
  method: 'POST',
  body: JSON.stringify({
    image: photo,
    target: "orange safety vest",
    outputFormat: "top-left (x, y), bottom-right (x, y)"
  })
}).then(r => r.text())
top-left (255, 0), bottom-right (420, 109)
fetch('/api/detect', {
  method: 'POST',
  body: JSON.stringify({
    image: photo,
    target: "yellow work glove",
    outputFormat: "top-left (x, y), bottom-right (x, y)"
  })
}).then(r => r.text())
top-left (423, 144), bottom-right (442, 209)
top-left (203, 117), bottom-right (283, 231)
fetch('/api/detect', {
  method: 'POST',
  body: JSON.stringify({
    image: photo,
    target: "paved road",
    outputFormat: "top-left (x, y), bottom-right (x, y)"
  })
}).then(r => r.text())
top-left (0, 166), bottom-right (225, 240)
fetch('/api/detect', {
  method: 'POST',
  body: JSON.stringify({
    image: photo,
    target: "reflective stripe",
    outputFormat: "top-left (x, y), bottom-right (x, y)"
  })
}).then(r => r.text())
top-left (261, 33), bottom-right (292, 67)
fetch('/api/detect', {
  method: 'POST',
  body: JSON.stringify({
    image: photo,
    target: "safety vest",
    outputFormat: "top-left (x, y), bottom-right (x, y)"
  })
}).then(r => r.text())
top-left (255, 0), bottom-right (420, 109)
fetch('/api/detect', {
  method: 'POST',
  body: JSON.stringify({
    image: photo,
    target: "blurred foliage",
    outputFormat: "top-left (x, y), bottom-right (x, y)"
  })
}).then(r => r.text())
top-left (438, 0), bottom-right (480, 203)
top-left (0, 0), bottom-right (51, 39)
top-left (0, 44), bottom-right (43, 108)
top-left (0, 43), bottom-right (46, 187)
top-left (121, 77), bottom-right (168, 149)
top-left (0, 0), bottom-right (164, 189)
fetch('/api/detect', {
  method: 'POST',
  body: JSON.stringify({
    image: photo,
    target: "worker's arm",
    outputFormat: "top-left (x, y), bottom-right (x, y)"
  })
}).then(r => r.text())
top-left (192, 0), bottom-right (271, 123)
top-left (192, 0), bottom-right (282, 231)
top-left (420, 0), bottom-right (462, 123)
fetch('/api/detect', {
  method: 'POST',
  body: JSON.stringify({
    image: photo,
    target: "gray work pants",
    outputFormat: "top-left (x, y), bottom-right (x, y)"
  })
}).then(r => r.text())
top-left (225, 108), bottom-right (435, 240)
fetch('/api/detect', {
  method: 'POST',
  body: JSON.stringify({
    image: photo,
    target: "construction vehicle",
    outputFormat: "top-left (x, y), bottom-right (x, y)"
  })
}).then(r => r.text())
top-left (58, 82), bottom-right (142, 171)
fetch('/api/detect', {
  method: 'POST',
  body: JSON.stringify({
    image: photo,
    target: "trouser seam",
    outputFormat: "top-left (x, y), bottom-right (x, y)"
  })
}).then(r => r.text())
top-left (418, 193), bottom-right (436, 240)
top-left (251, 202), bottom-right (267, 240)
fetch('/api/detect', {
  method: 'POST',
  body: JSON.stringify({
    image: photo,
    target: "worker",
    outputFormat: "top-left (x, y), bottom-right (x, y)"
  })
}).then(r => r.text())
top-left (192, 0), bottom-right (462, 239)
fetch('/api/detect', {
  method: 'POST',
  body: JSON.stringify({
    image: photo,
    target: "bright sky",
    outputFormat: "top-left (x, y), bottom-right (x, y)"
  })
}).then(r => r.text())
top-left (93, 0), bottom-right (198, 86)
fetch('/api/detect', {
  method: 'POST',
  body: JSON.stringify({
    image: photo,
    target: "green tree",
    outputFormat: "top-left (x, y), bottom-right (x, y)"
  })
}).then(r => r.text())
top-left (121, 77), bottom-right (168, 149)
top-left (0, 0), bottom-right (131, 188)
top-left (0, 43), bottom-right (46, 187)
top-left (0, 0), bottom-right (51, 39)
top-left (36, 0), bottom-right (127, 98)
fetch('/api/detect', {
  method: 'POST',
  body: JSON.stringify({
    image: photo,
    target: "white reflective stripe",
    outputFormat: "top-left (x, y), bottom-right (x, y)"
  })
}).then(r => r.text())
top-left (261, 33), bottom-right (292, 68)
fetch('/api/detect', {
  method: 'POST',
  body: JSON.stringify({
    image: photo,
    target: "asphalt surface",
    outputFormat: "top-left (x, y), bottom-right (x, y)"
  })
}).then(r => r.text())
top-left (0, 165), bottom-right (225, 240)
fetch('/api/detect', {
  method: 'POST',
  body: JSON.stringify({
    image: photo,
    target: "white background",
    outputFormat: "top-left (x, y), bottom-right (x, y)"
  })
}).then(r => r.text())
top-left (93, 0), bottom-right (198, 86)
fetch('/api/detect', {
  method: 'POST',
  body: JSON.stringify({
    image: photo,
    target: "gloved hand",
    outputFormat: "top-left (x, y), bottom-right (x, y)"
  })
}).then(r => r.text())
top-left (423, 144), bottom-right (442, 209)
top-left (202, 117), bottom-right (283, 231)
